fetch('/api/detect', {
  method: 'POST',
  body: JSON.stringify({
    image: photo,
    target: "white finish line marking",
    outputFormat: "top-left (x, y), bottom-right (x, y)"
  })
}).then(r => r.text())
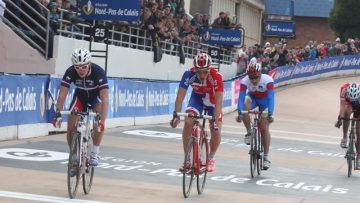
top-left (0, 191), bottom-right (110, 203)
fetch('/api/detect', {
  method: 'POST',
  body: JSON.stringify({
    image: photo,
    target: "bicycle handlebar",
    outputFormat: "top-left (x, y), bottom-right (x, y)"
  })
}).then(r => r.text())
top-left (240, 110), bottom-right (268, 115)
top-left (338, 117), bottom-right (360, 121)
top-left (175, 112), bottom-right (214, 120)
top-left (60, 111), bottom-right (98, 117)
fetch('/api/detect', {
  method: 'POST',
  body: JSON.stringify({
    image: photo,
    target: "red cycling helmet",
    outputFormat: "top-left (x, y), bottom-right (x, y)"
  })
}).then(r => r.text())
top-left (246, 62), bottom-right (262, 77)
top-left (193, 53), bottom-right (212, 69)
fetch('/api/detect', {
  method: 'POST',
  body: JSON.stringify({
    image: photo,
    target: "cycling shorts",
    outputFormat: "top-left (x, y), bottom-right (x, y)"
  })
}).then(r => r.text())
top-left (185, 94), bottom-right (223, 122)
top-left (69, 95), bottom-right (101, 112)
top-left (246, 93), bottom-right (270, 116)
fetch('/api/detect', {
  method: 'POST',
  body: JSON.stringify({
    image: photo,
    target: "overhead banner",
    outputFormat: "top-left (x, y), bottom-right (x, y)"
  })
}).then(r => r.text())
top-left (263, 21), bottom-right (295, 37)
top-left (200, 28), bottom-right (244, 46)
top-left (80, 0), bottom-right (141, 21)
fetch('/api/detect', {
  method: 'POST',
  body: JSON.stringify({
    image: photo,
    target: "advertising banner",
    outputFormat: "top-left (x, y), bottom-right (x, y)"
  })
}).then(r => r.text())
top-left (0, 75), bottom-right (48, 127)
top-left (200, 28), bottom-right (244, 46)
top-left (263, 21), bottom-right (295, 37)
top-left (80, 0), bottom-right (141, 21)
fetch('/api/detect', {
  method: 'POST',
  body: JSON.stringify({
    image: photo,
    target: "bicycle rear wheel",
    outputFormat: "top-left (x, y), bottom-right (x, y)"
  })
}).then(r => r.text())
top-left (183, 137), bottom-right (195, 198)
top-left (249, 130), bottom-right (257, 178)
top-left (197, 131), bottom-right (209, 195)
top-left (83, 131), bottom-right (95, 194)
top-left (67, 132), bottom-right (80, 199)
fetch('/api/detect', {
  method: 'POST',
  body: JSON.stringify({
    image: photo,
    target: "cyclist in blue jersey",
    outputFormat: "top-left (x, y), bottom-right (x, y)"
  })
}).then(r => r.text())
top-left (53, 47), bottom-right (109, 166)
top-left (236, 61), bottom-right (274, 170)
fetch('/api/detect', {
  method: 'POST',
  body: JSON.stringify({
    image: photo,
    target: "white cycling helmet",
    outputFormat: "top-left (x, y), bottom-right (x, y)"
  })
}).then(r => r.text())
top-left (72, 48), bottom-right (91, 65)
top-left (346, 83), bottom-right (360, 101)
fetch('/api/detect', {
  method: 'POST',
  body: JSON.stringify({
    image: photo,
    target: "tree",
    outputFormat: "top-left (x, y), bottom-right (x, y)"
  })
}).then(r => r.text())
top-left (329, 0), bottom-right (360, 41)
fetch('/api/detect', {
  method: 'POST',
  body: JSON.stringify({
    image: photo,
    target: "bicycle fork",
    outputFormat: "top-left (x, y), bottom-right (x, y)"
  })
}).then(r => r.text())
top-left (192, 125), bottom-right (200, 175)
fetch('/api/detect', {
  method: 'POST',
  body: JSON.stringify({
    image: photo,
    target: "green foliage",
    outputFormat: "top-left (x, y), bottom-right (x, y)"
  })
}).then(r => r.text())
top-left (329, 0), bottom-right (360, 41)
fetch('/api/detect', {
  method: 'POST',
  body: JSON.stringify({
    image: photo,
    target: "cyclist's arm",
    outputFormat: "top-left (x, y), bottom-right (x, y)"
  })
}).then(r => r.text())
top-left (237, 84), bottom-right (247, 112)
top-left (99, 88), bottom-right (109, 123)
top-left (266, 81), bottom-right (275, 115)
top-left (174, 87), bottom-right (187, 113)
top-left (214, 91), bottom-right (223, 120)
top-left (56, 86), bottom-right (69, 111)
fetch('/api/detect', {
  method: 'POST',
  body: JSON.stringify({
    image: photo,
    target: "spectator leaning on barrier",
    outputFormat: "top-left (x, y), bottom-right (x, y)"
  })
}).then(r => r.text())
top-left (48, 2), bottom-right (60, 33)
top-left (0, 0), bottom-right (5, 20)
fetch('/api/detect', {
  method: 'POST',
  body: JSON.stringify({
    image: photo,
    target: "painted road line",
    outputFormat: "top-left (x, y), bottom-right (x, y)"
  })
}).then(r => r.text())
top-left (0, 191), bottom-right (110, 203)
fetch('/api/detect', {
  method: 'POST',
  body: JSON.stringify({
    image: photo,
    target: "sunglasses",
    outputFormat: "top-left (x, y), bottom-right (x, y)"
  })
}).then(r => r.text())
top-left (196, 69), bottom-right (210, 74)
top-left (74, 64), bottom-right (89, 70)
top-left (249, 76), bottom-right (260, 80)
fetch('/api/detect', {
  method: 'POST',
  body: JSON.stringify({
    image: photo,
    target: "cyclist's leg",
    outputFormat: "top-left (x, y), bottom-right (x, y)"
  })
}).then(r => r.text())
top-left (207, 107), bottom-right (222, 172)
top-left (90, 97), bottom-right (104, 166)
top-left (341, 102), bottom-right (352, 147)
top-left (243, 94), bottom-right (255, 132)
top-left (67, 96), bottom-right (84, 146)
top-left (180, 95), bottom-right (201, 169)
top-left (257, 98), bottom-right (271, 168)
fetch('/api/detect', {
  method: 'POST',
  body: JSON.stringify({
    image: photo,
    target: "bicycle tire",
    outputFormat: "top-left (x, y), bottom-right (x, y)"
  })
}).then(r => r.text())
top-left (256, 131), bottom-right (262, 175)
top-left (183, 137), bottom-right (195, 198)
top-left (347, 135), bottom-right (354, 177)
top-left (197, 131), bottom-right (209, 195)
top-left (83, 130), bottom-right (95, 194)
top-left (67, 132), bottom-right (80, 199)
top-left (250, 129), bottom-right (257, 178)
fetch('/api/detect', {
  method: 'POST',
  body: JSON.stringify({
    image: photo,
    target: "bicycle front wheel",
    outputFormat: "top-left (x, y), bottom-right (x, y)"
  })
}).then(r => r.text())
top-left (347, 137), bottom-right (355, 177)
top-left (249, 130), bottom-right (257, 178)
top-left (256, 132), bottom-right (263, 175)
top-left (67, 132), bottom-right (80, 199)
top-left (197, 132), bottom-right (209, 195)
top-left (83, 131), bottom-right (95, 194)
top-left (183, 137), bottom-right (195, 198)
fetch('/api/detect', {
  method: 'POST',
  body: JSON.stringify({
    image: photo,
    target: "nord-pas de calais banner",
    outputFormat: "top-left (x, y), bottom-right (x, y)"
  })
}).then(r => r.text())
top-left (201, 28), bottom-right (244, 46)
top-left (0, 75), bottom-right (48, 127)
top-left (223, 81), bottom-right (232, 107)
top-left (80, 0), bottom-right (140, 21)
top-left (111, 80), bottom-right (169, 117)
top-left (271, 65), bottom-right (294, 84)
top-left (263, 21), bottom-right (295, 37)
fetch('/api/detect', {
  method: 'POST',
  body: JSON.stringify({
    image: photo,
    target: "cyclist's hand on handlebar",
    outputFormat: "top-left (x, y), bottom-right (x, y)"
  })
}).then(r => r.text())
top-left (236, 112), bottom-right (243, 123)
top-left (268, 115), bottom-right (274, 123)
top-left (334, 120), bottom-right (342, 128)
top-left (52, 110), bottom-right (62, 128)
top-left (170, 111), bottom-right (180, 128)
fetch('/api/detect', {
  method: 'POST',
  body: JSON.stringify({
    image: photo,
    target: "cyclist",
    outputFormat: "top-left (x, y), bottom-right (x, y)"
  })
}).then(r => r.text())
top-left (335, 83), bottom-right (360, 169)
top-left (170, 53), bottom-right (224, 172)
top-left (334, 83), bottom-right (352, 148)
top-left (236, 60), bottom-right (274, 170)
top-left (53, 47), bottom-right (109, 167)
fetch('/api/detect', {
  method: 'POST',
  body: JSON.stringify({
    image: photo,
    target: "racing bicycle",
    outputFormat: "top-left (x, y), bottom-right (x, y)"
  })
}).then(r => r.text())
top-left (175, 112), bottom-right (214, 198)
top-left (339, 117), bottom-right (359, 177)
top-left (240, 109), bottom-right (267, 178)
top-left (61, 110), bottom-right (100, 199)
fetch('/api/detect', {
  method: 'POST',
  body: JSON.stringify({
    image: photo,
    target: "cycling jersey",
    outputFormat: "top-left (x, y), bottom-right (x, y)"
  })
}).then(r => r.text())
top-left (339, 83), bottom-right (351, 104)
top-left (61, 63), bottom-right (109, 111)
top-left (179, 67), bottom-right (223, 115)
top-left (237, 74), bottom-right (274, 115)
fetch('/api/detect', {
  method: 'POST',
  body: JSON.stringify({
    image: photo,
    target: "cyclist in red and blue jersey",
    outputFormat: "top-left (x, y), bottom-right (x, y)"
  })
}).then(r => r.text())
top-left (335, 83), bottom-right (360, 169)
top-left (236, 60), bottom-right (274, 170)
top-left (170, 53), bottom-right (224, 172)
top-left (53, 47), bottom-right (109, 167)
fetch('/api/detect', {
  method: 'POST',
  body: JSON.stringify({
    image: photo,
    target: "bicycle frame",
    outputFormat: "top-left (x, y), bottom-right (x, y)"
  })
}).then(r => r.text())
top-left (61, 110), bottom-right (99, 199)
top-left (176, 112), bottom-right (213, 198)
top-left (241, 109), bottom-right (266, 178)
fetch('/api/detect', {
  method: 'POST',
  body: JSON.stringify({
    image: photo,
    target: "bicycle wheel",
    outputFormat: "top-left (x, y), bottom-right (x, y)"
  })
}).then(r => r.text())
top-left (67, 132), bottom-right (80, 199)
top-left (249, 129), bottom-right (257, 178)
top-left (197, 131), bottom-right (209, 195)
top-left (256, 132), bottom-right (262, 175)
top-left (83, 131), bottom-right (95, 194)
top-left (347, 136), bottom-right (354, 177)
top-left (183, 137), bottom-right (195, 198)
